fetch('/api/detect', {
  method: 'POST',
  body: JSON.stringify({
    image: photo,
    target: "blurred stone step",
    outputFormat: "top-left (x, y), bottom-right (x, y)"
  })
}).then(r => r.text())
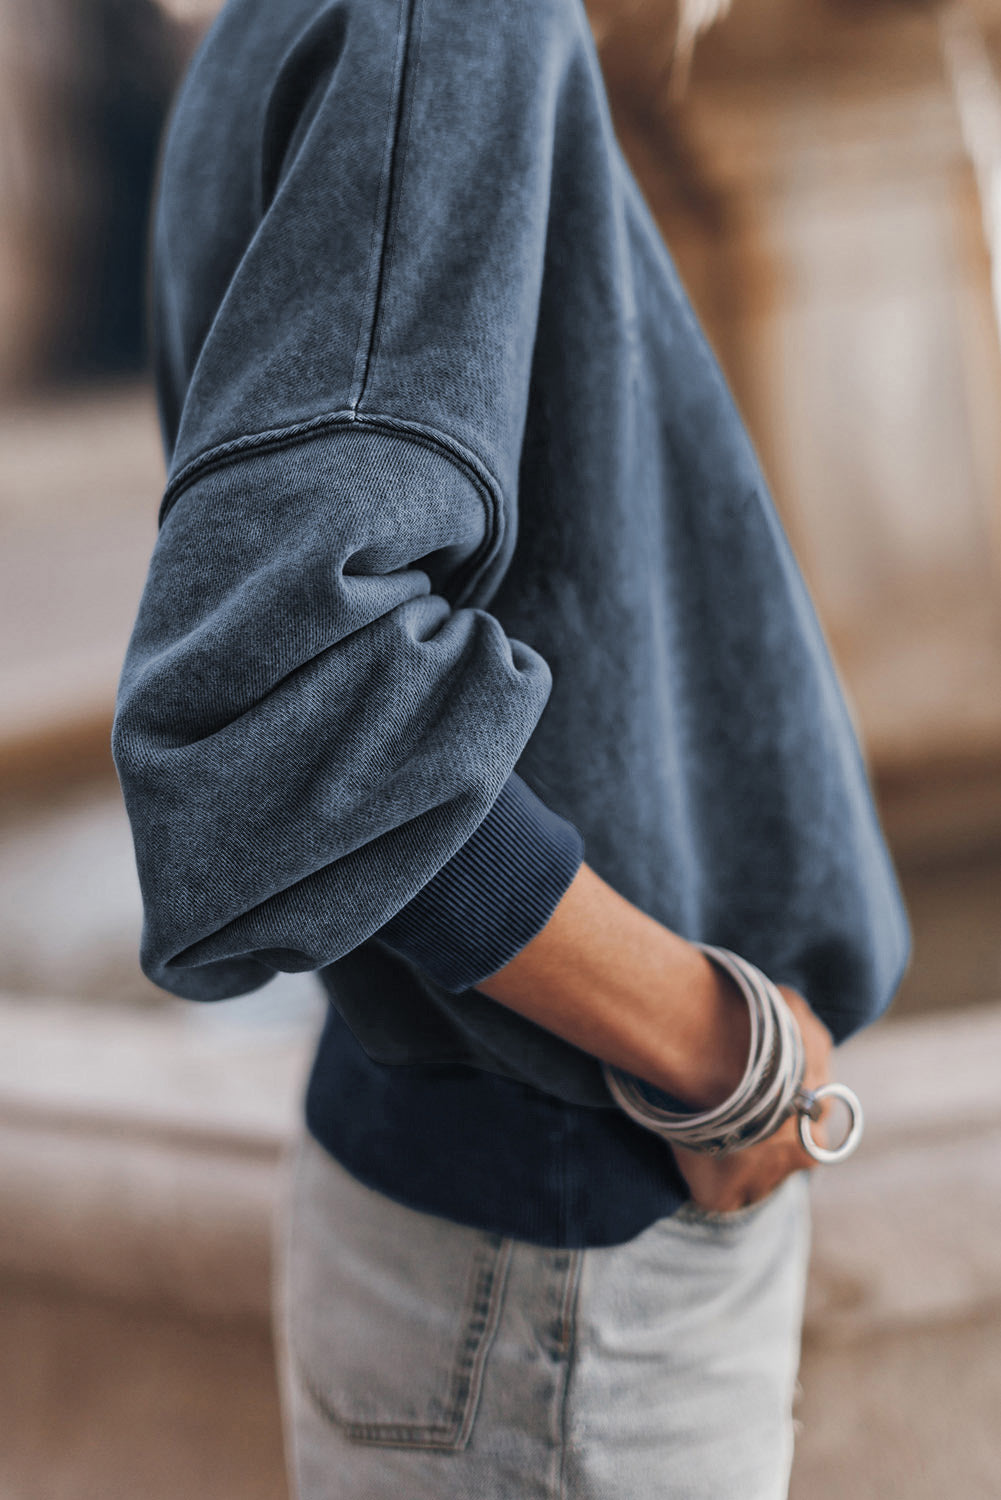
top-left (0, 993), bottom-right (318, 1320)
top-left (0, 1280), bottom-right (289, 1500)
top-left (0, 383), bottom-right (160, 795)
top-left (804, 1000), bottom-right (1001, 1345)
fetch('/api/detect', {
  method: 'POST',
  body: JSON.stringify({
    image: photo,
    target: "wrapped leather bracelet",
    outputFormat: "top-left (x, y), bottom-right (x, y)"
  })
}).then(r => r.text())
top-left (602, 942), bottom-right (864, 1164)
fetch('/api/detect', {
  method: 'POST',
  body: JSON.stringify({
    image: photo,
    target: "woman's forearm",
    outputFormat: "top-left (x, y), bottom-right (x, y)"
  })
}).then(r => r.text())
top-left (476, 860), bottom-right (751, 1109)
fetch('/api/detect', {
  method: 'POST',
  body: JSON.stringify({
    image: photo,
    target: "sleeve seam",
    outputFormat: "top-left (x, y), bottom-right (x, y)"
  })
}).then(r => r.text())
top-left (157, 409), bottom-right (506, 602)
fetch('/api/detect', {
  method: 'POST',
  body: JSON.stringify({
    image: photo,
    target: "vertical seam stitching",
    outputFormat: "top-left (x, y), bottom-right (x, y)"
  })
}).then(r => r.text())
top-left (352, 0), bottom-right (422, 411)
top-left (454, 1237), bottom-right (514, 1448)
top-left (557, 1251), bottom-right (583, 1500)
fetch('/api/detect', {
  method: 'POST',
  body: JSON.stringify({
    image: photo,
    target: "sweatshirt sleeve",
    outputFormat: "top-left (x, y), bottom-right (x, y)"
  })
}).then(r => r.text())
top-left (113, 0), bottom-right (595, 1001)
top-left (112, 422), bottom-right (585, 1002)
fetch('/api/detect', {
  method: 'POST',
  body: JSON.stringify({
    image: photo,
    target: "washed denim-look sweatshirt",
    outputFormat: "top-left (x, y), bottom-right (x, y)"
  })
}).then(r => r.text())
top-left (113, 0), bottom-right (912, 1245)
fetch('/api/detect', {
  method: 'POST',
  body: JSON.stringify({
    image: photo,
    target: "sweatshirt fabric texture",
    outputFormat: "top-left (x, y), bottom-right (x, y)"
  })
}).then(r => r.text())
top-left (113, 0), bottom-right (912, 1245)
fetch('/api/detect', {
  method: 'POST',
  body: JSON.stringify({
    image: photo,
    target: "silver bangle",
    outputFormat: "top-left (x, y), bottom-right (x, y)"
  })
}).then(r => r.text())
top-left (793, 1081), bottom-right (864, 1164)
top-left (602, 943), bottom-right (864, 1165)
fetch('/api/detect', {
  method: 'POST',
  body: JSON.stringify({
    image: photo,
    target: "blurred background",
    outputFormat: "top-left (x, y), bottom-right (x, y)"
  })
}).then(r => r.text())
top-left (1, 0), bottom-right (999, 1495)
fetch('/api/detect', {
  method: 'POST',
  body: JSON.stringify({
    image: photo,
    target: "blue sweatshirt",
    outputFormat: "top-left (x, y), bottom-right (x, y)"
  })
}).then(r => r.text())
top-left (113, 0), bottom-right (911, 1245)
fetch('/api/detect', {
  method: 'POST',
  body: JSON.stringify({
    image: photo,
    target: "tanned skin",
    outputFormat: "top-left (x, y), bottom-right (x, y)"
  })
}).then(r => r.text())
top-left (477, 859), bottom-right (833, 1213)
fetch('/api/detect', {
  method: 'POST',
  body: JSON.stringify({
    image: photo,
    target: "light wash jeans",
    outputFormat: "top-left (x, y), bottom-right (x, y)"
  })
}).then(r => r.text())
top-left (274, 1130), bottom-right (812, 1500)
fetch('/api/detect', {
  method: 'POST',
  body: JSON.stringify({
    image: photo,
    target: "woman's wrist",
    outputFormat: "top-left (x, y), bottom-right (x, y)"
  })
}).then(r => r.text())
top-left (674, 952), bottom-right (753, 1109)
top-left (474, 860), bottom-right (752, 1106)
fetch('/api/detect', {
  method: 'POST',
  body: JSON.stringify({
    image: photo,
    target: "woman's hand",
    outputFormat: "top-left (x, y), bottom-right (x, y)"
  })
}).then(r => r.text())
top-left (473, 863), bottom-right (838, 1199)
top-left (671, 985), bottom-right (834, 1214)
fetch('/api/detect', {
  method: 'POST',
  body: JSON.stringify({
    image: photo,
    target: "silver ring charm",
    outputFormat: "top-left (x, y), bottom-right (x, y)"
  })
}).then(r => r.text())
top-left (795, 1082), bottom-right (864, 1164)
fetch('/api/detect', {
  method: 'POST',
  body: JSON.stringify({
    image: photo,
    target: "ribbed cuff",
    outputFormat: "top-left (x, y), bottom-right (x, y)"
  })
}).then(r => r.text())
top-left (374, 771), bottom-right (585, 994)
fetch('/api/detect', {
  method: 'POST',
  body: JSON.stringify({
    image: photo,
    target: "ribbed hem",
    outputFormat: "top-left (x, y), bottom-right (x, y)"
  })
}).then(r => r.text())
top-left (374, 771), bottom-right (585, 994)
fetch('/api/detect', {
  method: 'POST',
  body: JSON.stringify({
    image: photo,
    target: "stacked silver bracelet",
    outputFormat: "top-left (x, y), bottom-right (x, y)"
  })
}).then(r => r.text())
top-left (602, 942), bottom-right (863, 1165)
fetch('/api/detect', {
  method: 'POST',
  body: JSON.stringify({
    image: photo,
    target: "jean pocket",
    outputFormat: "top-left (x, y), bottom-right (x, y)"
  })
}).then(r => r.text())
top-left (671, 1173), bottom-right (799, 1233)
top-left (287, 1138), bottom-right (512, 1450)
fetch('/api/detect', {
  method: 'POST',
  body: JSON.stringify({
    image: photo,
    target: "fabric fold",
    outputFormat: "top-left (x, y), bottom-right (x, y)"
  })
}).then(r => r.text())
top-left (113, 425), bottom-right (584, 1000)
